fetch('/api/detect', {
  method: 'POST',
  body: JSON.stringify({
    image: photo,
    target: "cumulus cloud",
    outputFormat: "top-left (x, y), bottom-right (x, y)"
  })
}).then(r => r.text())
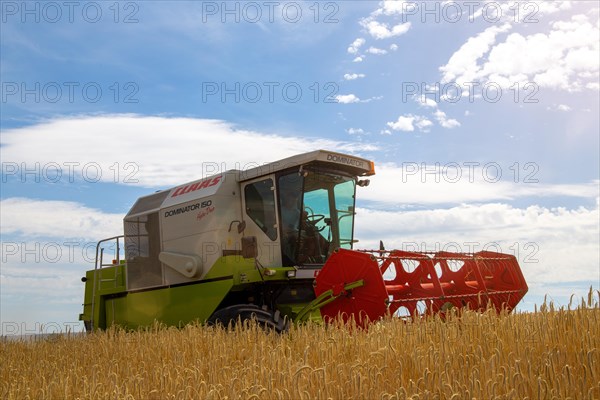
top-left (366, 46), bottom-right (388, 55)
top-left (548, 104), bottom-right (572, 112)
top-left (440, 12), bottom-right (600, 92)
top-left (347, 37), bottom-right (366, 54)
top-left (346, 128), bottom-right (365, 135)
top-left (336, 94), bottom-right (361, 104)
top-left (387, 115), bottom-right (416, 132)
top-left (0, 115), bottom-right (372, 187)
top-left (1, 256), bottom-right (91, 326)
top-left (360, 0), bottom-right (413, 39)
top-left (1, 198), bottom-right (123, 240)
top-left (415, 118), bottom-right (434, 131)
top-left (469, 0), bottom-right (573, 22)
top-left (433, 110), bottom-right (461, 129)
top-left (343, 73), bottom-right (366, 81)
top-left (353, 56), bottom-right (364, 63)
top-left (440, 24), bottom-right (512, 84)
top-left (336, 94), bottom-right (382, 104)
top-left (386, 114), bottom-right (432, 132)
top-left (375, 0), bottom-right (410, 16)
top-left (360, 163), bottom-right (599, 206)
top-left (361, 20), bottom-right (411, 40)
top-left (401, 95), bottom-right (460, 130)
top-left (414, 94), bottom-right (438, 108)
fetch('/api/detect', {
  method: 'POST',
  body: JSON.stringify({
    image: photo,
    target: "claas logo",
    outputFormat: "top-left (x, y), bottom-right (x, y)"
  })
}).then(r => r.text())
top-left (171, 176), bottom-right (222, 197)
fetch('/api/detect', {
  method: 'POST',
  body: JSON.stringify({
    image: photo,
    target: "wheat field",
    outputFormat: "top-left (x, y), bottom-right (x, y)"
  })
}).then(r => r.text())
top-left (2, 293), bottom-right (599, 400)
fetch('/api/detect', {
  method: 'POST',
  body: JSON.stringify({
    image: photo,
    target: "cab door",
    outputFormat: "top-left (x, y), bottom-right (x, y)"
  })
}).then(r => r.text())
top-left (240, 175), bottom-right (282, 267)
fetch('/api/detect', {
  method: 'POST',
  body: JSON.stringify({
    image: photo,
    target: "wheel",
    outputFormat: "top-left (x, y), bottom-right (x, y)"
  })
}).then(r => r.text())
top-left (306, 213), bottom-right (325, 225)
top-left (207, 304), bottom-right (289, 333)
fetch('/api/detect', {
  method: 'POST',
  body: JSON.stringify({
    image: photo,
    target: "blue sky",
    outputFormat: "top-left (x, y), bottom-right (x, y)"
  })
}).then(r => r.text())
top-left (1, 1), bottom-right (599, 334)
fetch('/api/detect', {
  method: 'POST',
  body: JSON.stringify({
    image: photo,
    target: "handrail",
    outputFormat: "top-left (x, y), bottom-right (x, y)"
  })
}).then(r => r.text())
top-left (90, 235), bottom-right (125, 331)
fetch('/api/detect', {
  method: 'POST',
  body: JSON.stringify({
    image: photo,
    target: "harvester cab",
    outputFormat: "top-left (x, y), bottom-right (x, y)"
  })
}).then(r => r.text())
top-left (79, 150), bottom-right (528, 331)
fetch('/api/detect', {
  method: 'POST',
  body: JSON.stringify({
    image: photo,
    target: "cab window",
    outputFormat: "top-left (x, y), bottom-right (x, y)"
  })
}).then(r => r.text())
top-left (244, 179), bottom-right (277, 240)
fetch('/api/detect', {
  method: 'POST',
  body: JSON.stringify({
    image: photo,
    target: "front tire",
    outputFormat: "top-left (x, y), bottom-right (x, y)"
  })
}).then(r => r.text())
top-left (207, 304), bottom-right (289, 333)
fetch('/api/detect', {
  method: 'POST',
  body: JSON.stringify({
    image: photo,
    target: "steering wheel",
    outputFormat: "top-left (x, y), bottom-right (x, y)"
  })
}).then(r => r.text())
top-left (304, 207), bottom-right (326, 231)
top-left (304, 206), bottom-right (323, 223)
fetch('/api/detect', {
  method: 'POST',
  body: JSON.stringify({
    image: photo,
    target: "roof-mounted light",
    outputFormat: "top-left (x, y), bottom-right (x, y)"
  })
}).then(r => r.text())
top-left (367, 161), bottom-right (376, 175)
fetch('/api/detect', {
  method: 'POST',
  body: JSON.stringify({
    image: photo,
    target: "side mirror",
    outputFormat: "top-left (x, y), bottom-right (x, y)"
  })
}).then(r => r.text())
top-left (237, 220), bottom-right (246, 234)
top-left (228, 220), bottom-right (246, 234)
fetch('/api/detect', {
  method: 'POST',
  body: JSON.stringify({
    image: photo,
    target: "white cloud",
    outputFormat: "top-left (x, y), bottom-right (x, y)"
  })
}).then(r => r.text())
top-left (483, 15), bottom-right (599, 91)
top-left (586, 81), bottom-right (600, 90)
top-left (557, 104), bottom-right (571, 112)
top-left (343, 73), bottom-right (366, 81)
top-left (386, 114), bottom-right (432, 132)
top-left (433, 110), bottom-right (461, 129)
top-left (387, 115), bottom-right (416, 132)
top-left (361, 20), bottom-right (411, 40)
top-left (360, 163), bottom-right (599, 206)
top-left (366, 46), bottom-right (388, 55)
top-left (377, 0), bottom-right (410, 16)
top-left (336, 94), bottom-right (383, 104)
top-left (0, 115), bottom-right (371, 187)
top-left (359, 1), bottom-right (412, 42)
top-left (414, 94), bottom-right (438, 108)
top-left (415, 118), bottom-right (433, 131)
top-left (346, 128), bottom-right (365, 135)
top-left (536, 1), bottom-right (573, 15)
top-left (468, 0), bottom-right (573, 23)
top-left (389, 44), bottom-right (399, 51)
top-left (1, 256), bottom-right (92, 328)
top-left (336, 94), bottom-right (361, 104)
top-left (367, 0), bottom-right (416, 18)
top-left (440, 24), bottom-right (512, 84)
top-left (361, 95), bottom-right (384, 103)
top-left (347, 37), bottom-right (366, 54)
top-left (440, 12), bottom-right (600, 92)
top-left (353, 56), bottom-right (364, 63)
top-left (1, 198), bottom-right (123, 240)
top-left (547, 104), bottom-right (572, 112)
top-left (356, 203), bottom-right (597, 253)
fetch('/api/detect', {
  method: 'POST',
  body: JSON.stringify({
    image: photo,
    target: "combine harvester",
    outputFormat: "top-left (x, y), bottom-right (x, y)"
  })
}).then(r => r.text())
top-left (79, 150), bottom-right (528, 331)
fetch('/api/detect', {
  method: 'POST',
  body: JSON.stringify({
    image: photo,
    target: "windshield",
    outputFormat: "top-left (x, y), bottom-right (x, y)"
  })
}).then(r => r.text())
top-left (278, 169), bottom-right (356, 266)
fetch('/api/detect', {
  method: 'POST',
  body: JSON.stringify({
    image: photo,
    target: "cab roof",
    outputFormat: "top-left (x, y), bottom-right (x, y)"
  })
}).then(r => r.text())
top-left (238, 150), bottom-right (375, 182)
top-left (125, 150), bottom-right (375, 219)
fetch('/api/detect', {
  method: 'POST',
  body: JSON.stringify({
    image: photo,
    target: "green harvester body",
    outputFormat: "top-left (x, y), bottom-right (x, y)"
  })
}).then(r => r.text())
top-left (80, 150), bottom-right (528, 331)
